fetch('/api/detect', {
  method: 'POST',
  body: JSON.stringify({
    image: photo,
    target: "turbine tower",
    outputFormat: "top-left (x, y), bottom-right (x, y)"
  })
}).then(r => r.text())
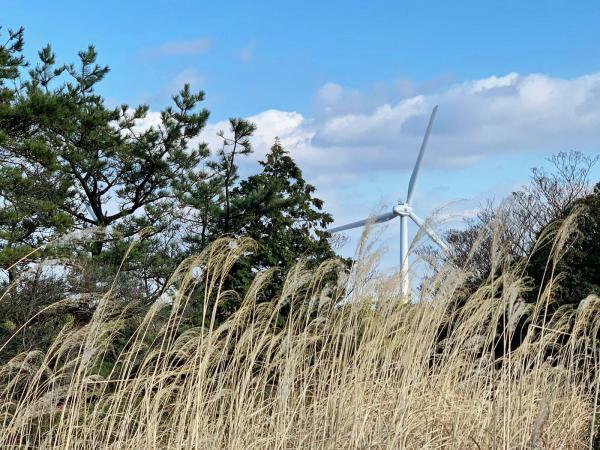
top-left (328, 105), bottom-right (448, 297)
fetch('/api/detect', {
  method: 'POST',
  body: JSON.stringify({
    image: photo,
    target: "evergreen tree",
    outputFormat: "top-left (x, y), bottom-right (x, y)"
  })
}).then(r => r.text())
top-left (228, 138), bottom-right (336, 301)
top-left (0, 34), bottom-right (209, 282)
top-left (0, 27), bottom-right (25, 101)
top-left (0, 25), bottom-right (345, 358)
top-left (526, 182), bottom-right (600, 308)
top-left (176, 118), bottom-right (257, 253)
top-left (0, 27), bottom-right (73, 280)
top-left (210, 118), bottom-right (256, 232)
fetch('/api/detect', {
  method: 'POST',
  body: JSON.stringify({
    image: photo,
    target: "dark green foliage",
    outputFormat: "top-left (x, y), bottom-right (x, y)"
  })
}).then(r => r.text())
top-left (0, 27), bottom-right (25, 102)
top-left (180, 138), bottom-right (338, 323)
top-left (0, 163), bottom-right (72, 280)
top-left (228, 138), bottom-right (336, 299)
top-left (0, 31), bottom-right (209, 286)
top-left (429, 154), bottom-right (599, 372)
top-left (526, 183), bottom-right (600, 308)
top-left (438, 151), bottom-right (598, 290)
top-left (0, 28), bottom-right (73, 280)
top-left (175, 117), bottom-right (257, 251)
top-left (211, 118), bottom-right (257, 233)
top-left (0, 26), bottom-right (339, 357)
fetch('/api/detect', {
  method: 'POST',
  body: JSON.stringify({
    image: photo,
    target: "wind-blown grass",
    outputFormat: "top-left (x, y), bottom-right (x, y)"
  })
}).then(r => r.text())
top-left (0, 224), bottom-right (598, 448)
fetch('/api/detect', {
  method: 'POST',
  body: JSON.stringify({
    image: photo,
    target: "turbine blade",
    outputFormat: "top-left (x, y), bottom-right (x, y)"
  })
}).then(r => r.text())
top-left (328, 211), bottom-right (397, 233)
top-left (406, 105), bottom-right (438, 205)
top-left (85, 204), bottom-right (97, 221)
top-left (409, 212), bottom-right (449, 251)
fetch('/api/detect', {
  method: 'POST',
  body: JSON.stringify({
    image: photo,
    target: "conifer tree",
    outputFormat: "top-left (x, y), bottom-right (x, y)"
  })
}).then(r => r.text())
top-left (176, 118), bottom-right (256, 253)
top-left (210, 118), bottom-right (257, 232)
top-left (228, 138), bottom-right (336, 300)
top-left (0, 31), bottom-right (209, 280)
top-left (0, 27), bottom-right (73, 280)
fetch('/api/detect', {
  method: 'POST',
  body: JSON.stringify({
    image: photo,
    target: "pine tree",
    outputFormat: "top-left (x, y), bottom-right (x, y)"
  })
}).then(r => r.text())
top-left (0, 34), bottom-right (209, 280)
top-left (228, 138), bottom-right (336, 301)
top-left (176, 117), bottom-right (256, 252)
top-left (210, 118), bottom-right (256, 232)
top-left (0, 27), bottom-right (73, 280)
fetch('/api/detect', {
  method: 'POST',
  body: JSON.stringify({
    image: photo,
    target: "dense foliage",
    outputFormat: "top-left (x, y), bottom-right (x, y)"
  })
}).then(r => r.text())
top-left (526, 182), bottom-right (600, 307)
top-left (436, 151), bottom-right (599, 303)
top-left (0, 27), bottom-right (337, 358)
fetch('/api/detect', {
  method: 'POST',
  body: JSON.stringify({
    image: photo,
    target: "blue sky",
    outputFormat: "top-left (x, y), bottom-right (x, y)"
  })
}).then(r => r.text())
top-left (4, 0), bottom-right (600, 271)
top-left (6, 1), bottom-right (600, 118)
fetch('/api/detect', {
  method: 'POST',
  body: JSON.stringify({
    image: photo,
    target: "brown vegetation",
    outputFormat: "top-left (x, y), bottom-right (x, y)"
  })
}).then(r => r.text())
top-left (0, 222), bottom-right (598, 448)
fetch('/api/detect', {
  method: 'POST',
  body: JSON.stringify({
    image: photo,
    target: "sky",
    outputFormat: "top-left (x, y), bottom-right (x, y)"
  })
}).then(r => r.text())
top-left (4, 0), bottom-right (600, 274)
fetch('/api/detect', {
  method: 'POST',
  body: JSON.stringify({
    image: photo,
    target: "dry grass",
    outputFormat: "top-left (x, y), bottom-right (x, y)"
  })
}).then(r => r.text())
top-left (0, 226), bottom-right (599, 449)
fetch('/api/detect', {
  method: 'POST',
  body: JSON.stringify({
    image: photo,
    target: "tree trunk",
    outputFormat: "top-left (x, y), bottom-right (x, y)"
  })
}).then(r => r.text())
top-left (91, 227), bottom-right (106, 256)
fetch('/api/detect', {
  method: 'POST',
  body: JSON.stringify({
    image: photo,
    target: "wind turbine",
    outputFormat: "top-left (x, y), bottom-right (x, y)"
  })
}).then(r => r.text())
top-left (328, 105), bottom-right (448, 297)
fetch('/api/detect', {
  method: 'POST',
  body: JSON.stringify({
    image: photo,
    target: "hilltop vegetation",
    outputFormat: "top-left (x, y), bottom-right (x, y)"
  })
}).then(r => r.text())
top-left (0, 27), bottom-right (337, 345)
top-left (1, 26), bottom-right (600, 448)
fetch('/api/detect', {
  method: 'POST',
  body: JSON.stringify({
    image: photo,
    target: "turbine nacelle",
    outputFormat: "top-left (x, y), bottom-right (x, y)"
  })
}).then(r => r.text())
top-left (328, 105), bottom-right (447, 297)
top-left (393, 203), bottom-right (412, 216)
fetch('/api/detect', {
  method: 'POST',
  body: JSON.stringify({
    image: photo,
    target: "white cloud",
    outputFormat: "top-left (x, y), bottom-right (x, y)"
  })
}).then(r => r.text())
top-left (167, 69), bottom-right (205, 92)
top-left (135, 71), bottom-right (600, 183)
top-left (219, 72), bottom-right (600, 178)
top-left (469, 73), bottom-right (519, 93)
top-left (313, 76), bottom-right (454, 118)
top-left (316, 82), bottom-right (344, 103)
top-left (237, 40), bottom-right (257, 63)
top-left (139, 37), bottom-right (212, 60)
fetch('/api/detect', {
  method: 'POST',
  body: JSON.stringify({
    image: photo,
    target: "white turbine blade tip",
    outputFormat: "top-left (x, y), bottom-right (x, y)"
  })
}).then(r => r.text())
top-left (406, 105), bottom-right (438, 205)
